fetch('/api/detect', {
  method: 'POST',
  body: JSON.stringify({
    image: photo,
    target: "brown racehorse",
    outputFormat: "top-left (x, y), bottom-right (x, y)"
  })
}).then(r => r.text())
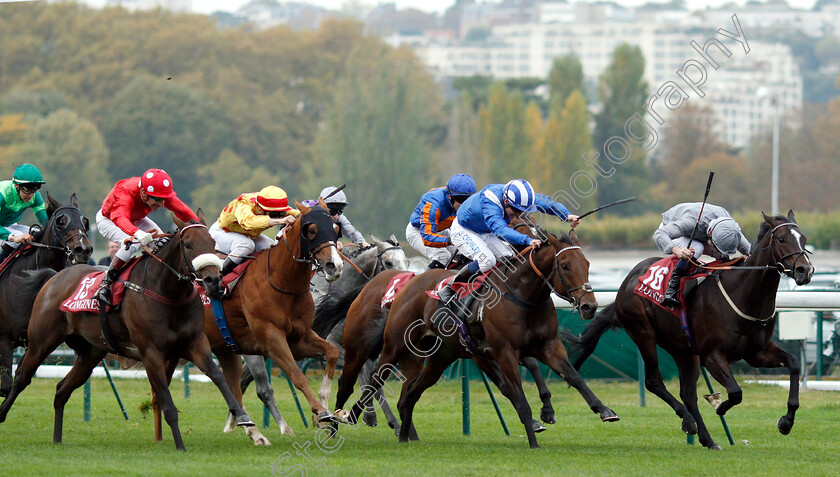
top-left (203, 200), bottom-right (344, 445)
top-left (567, 212), bottom-right (814, 449)
top-left (0, 211), bottom-right (254, 451)
top-left (341, 226), bottom-right (619, 448)
top-left (0, 193), bottom-right (92, 397)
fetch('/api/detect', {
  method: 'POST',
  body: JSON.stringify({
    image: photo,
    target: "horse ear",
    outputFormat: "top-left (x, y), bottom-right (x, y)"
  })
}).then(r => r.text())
top-left (569, 228), bottom-right (580, 246)
top-left (196, 208), bottom-right (206, 226)
top-left (46, 191), bottom-right (59, 215)
top-left (787, 209), bottom-right (796, 223)
top-left (389, 232), bottom-right (399, 244)
top-left (370, 234), bottom-right (382, 245)
top-left (317, 198), bottom-right (328, 210)
top-left (297, 200), bottom-right (311, 214)
top-left (762, 212), bottom-right (772, 224)
top-left (70, 193), bottom-right (79, 208)
top-left (172, 213), bottom-right (185, 229)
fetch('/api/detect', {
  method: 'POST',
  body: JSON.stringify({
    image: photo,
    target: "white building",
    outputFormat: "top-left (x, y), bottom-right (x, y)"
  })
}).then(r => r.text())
top-left (104, 0), bottom-right (191, 13)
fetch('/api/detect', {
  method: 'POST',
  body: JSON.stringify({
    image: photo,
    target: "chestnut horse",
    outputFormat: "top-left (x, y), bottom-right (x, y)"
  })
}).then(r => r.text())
top-left (0, 211), bottom-right (254, 451)
top-left (342, 227), bottom-right (619, 448)
top-left (567, 212), bottom-right (813, 449)
top-left (204, 200), bottom-right (344, 445)
top-left (0, 193), bottom-right (92, 397)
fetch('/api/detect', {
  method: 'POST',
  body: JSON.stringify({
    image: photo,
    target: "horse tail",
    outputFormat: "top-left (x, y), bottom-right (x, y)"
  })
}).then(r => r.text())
top-left (8, 269), bottom-right (58, 312)
top-left (312, 283), bottom-right (368, 339)
top-left (561, 303), bottom-right (621, 371)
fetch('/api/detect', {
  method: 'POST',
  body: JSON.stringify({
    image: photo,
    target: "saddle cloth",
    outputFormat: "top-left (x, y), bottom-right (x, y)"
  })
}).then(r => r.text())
top-left (633, 255), bottom-right (716, 317)
top-left (426, 271), bottom-right (491, 302)
top-left (198, 256), bottom-right (254, 306)
top-left (380, 272), bottom-right (417, 308)
top-left (59, 259), bottom-right (142, 313)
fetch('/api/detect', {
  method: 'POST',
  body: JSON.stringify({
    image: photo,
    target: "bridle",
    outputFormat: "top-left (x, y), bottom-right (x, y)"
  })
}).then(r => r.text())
top-left (762, 222), bottom-right (812, 277)
top-left (271, 209), bottom-right (338, 294)
top-left (527, 244), bottom-right (593, 311)
top-left (30, 205), bottom-right (90, 266)
top-left (138, 223), bottom-right (210, 284)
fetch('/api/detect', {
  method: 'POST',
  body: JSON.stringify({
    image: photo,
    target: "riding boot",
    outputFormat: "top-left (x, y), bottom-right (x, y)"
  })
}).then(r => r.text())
top-left (661, 259), bottom-right (688, 308)
top-left (221, 256), bottom-right (237, 275)
top-left (0, 243), bottom-right (13, 263)
top-left (96, 256), bottom-right (127, 306)
top-left (427, 260), bottom-right (446, 270)
top-left (436, 263), bottom-right (476, 305)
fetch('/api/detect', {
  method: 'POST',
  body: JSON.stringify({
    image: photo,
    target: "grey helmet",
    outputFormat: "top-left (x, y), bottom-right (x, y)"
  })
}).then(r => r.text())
top-left (320, 186), bottom-right (347, 205)
top-left (708, 217), bottom-right (742, 256)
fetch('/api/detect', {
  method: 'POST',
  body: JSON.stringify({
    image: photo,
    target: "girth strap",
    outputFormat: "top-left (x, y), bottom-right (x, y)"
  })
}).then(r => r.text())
top-left (211, 298), bottom-right (241, 353)
top-left (98, 302), bottom-right (126, 356)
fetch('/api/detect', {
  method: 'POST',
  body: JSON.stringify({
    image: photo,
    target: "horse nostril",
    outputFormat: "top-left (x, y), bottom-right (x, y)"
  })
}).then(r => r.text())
top-left (580, 304), bottom-right (591, 315)
top-left (325, 263), bottom-right (336, 275)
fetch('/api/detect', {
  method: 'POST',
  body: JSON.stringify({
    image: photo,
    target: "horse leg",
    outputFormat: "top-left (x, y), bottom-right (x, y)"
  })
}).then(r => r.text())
top-left (492, 348), bottom-right (540, 449)
top-left (358, 359), bottom-right (382, 427)
top-left (52, 344), bottom-right (107, 444)
top-left (630, 331), bottom-right (697, 435)
top-left (243, 354), bottom-right (294, 438)
top-left (477, 359), bottom-right (544, 434)
top-left (0, 339), bottom-right (13, 398)
top-left (522, 356), bottom-right (555, 425)
top-left (216, 349), bottom-right (244, 434)
top-left (334, 340), bottom-right (368, 413)
top-left (263, 329), bottom-right (332, 423)
top-left (702, 351), bottom-right (742, 417)
top-left (152, 358), bottom-right (180, 442)
top-left (142, 350), bottom-right (187, 451)
top-left (240, 355), bottom-right (255, 395)
top-left (672, 353), bottom-right (719, 450)
top-left (289, 330), bottom-right (340, 410)
top-left (396, 352), bottom-right (456, 443)
top-left (745, 341), bottom-right (800, 435)
top-left (537, 339), bottom-right (619, 423)
top-left (0, 314), bottom-right (67, 422)
top-left (185, 339), bottom-right (255, 431)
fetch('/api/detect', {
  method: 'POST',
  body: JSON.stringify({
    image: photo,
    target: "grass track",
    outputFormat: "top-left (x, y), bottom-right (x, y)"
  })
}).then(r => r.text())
top-left (2, 374), bottom-right (839, 476)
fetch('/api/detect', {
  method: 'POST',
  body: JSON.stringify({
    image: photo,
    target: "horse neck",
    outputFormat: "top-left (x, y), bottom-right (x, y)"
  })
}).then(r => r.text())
top-left (30, 222), bottom-right (67, 271)
top-left (724, 237), bottom-right (780, 318)
top-left (492, 249), bottom-right (551, 304)
top-left (146, 240), bottom-right (190, 297)
top-left (271, 226), bottom-right (311, 287)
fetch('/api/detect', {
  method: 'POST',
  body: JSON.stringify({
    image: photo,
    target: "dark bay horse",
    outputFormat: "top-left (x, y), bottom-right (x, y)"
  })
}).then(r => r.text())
top-left (567, 212), bottom-right (813, 449)
top-left (0, 211), bottom-right (254, 451)
top-left (0, 193), bottom-right (92, 397)
top-left (343, 227), bottom-right (619, 448)
top-left (203, 201), bottom-right (344, 445)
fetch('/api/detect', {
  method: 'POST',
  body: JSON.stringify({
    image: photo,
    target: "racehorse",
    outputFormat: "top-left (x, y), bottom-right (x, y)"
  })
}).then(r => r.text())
top-left (232, 233), bottom-right (411, 435)
top-left (0, 211), bottom-right (254, 451)
top-left (342, 226), bottom-right (619, 448)
top-left (203, 200), bottom-right (344, 445)
top-left (566, 212), bottom-right (813, 449)
top-left (0, 193), bottom-right (92, 397)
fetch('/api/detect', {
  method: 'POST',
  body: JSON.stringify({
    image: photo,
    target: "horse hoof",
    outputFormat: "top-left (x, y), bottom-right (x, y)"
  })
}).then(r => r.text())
top-left (393, 424), bottom-right (401, 437)
top-left (363, 412), bottom-right (378, 427)
top-left (531, 419), bottom-right (546, 433)
top-left (236, 415), bottom-right (255, 427)
top-left (254, 437), bottom-right (271, 446)
top-left (600, 409), bottom-right (620, 422)
top-left (681, 419), bottom-right (698, 435)
top-left (334, 409), bottom-right (351, 424)
top-left (707, 443), bottom-right (722, 451)
top-left (540, 410), bottom-right (556, 425)
top-left (778, 416), bottom-right (794, 435)
top-left (704, 392), bottom-right (722, 410)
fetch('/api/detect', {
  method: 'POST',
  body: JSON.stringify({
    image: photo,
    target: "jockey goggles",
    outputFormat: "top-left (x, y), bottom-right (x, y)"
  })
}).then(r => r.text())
top-left (327, 204), bottom-right (346, 216)
top-left (18, 183), bottom-right (42, 194)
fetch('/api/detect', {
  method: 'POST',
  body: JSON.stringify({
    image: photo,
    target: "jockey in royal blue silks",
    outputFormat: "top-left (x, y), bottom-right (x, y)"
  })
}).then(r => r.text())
top-left (406, 173), bottom-right (476, 270)
top-left (436, 178), bottom-right (580, 305)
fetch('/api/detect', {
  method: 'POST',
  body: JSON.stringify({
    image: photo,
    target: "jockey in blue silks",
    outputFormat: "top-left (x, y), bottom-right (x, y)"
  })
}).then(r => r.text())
top-left (437, 179), bottom-right (580, 304)
top-left (406, 173), bottom-right (476, 270)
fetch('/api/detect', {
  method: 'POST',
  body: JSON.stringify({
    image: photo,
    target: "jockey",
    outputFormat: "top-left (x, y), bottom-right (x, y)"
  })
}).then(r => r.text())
top-left (653, 202), bottom-right (751, 307)
top-left (406, 173), bottom-right (476, 269)
top-left (94, 169), bottom-right (198, 305)
top-left (302, 186), bottom-right (369, 250)
top-left (437, 179), bottom-right (579, 304)
top-left (0, 164), bottom-right (48, 261)
top-left (211, 186), bottom-right (299, 274)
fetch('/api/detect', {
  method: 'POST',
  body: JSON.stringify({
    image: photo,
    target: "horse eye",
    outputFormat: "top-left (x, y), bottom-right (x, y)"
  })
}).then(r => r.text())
top-left (385, 261), bottom-right (392, 267)
top-left (184, 242), bottom-right (193, 250)
top-left (561, 262), bottom-right (570, 271)
top-left (778, 237), bottom-right (786, 243)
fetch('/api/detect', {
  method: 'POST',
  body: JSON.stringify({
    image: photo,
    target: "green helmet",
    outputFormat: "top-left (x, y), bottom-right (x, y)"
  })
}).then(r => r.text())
top-left (12, 164), bottom-right (45, 184)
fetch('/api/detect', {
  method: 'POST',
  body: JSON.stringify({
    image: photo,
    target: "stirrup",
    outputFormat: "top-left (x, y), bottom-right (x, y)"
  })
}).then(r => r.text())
top-left (96, 287), bottom-right (113, 306)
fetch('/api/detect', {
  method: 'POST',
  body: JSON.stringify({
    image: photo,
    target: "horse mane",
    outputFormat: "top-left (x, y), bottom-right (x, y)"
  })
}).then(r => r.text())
top-left (751, 214), bottom-right (791, 255)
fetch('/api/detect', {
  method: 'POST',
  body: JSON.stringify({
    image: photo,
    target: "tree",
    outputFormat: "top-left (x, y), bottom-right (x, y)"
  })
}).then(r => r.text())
top-left (477, 82), bottom-right (531, 184)
top-left (548, 55), bottom-right (585, 109)
top-left (656, 102), bottom-right (727, 184)
top-left (8, 109), bottom-right (110, 216)
top-left (593, 44), bottom-right (651, 213)
top-left (100, 75), bottom-right (232, 203)
top-left (312, 43), bottom-right (446, 235)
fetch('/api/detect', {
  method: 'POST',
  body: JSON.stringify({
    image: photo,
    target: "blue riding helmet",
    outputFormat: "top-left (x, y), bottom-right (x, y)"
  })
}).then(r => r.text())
top-left (445, 173), bottom-right (476, 199)
top-left (502, 179), bottom-right (536, 213)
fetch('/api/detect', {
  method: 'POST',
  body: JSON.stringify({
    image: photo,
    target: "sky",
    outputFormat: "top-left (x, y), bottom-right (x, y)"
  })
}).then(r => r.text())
top-left (188, 0), bottom-right (821, 16)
